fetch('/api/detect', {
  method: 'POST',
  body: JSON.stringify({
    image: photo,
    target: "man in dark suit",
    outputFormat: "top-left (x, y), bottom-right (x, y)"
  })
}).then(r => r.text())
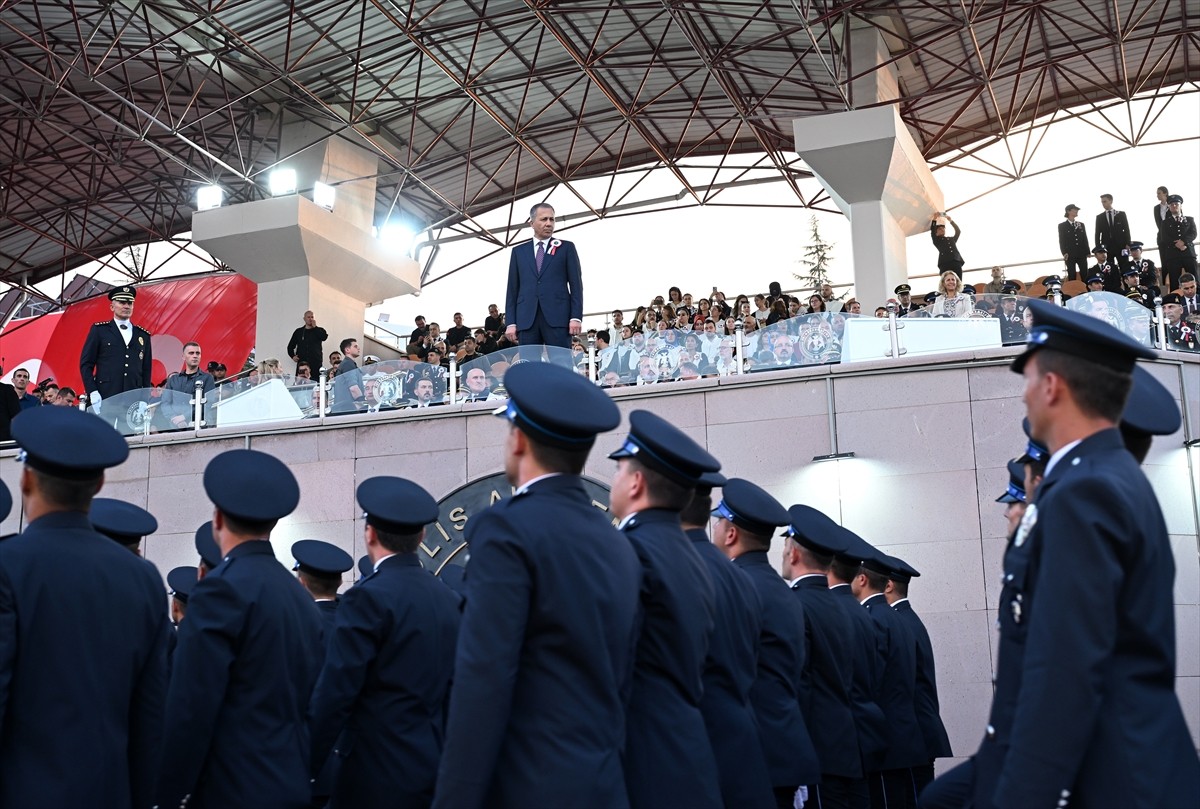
top-left (157, 449), bottom-right (326, 809)
top-left (1057, 204), bottom-right (1089, 281)
top-left (1161, 193), bottom-right (1198, 292)
top-left (0, 368), bottom-right (21, 441)
top-left (504, 203), bottom-right (583, 350)
top-left (1094, 194), bottom-right (1131, 271)
top-left (885, 557), bottom-right (952, 797)
top-left (78, 284), bottom-right (153, 418)
top-left (985, 299), bottom-right (1200, 808)
top-left (607, 411), bottom-right (723, 809)
top-left (434, 363), bottom-right (641, 809)
top-left (292, 539), bottom-right (354, 631)
top-left (783, 505), bottom-right (868, 809)
top-left (712, 479), bottom-right (820, 809)
top-left (0, 406), bottom-right (170, 808)
top-left (682, 475), bottom-right (775, 809)
top-left (308, 477), bottom-right (460, 809)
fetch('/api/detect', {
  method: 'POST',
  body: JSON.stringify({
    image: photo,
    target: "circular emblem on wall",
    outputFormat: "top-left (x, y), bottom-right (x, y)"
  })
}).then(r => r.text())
top-left (419, 472), bottom-right (612, 576)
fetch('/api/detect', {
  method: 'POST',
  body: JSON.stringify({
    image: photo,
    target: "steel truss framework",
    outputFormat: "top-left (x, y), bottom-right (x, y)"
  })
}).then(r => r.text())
top-left (1, 0), bottom-right (1197, 302)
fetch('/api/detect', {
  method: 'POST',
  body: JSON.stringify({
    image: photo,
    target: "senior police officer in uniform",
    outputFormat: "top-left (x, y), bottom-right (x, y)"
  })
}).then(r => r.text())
top-left (0, 407), bottom-right (171, 808)
top-left (157, 449), bottom-right (326, 809)
top-left (783, 505), bottom-right (868, 809)
top-left (291, 539), bottom-right (354, 630)
top-left (681, 473), bottom-right (775, 809)
top-left (434, 363), bottom-right (642, 809)
top-left (893, 284), bottom-right (921, 316)
top-left (608, 411), bottom-right (723, 808)
top-left (90, 496), bottom-right (158, 555)
top-left (308, 477), bottom-right (461, 809)
top-left (79, 284), bottom-right (153, 420)
top-left (712, 479), bottom-right (821, 809)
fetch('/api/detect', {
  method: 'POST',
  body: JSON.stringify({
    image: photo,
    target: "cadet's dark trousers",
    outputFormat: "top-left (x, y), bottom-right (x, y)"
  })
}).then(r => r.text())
top-left (868, 768), bottom-right (918, 809)
top-left (1063, 255), bottom-right (1087, 281)
top-left (910, 763), bottom-right (936, 797)
top-left (774, 785), bottom-right (799, 809)
top-left (916, 759), bottom-right (972, 809)
top-left (809, 775), bottom-right (870, 809)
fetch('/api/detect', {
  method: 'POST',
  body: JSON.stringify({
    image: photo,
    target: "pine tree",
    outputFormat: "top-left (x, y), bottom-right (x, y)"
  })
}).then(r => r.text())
top-left (794, 215), bottom-right (841, 298)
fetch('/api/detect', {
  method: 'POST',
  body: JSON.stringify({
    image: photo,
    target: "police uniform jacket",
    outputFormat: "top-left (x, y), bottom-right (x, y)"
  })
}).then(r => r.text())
top-left (732, 550), bottom-right (821, 788)
top-left (1057, 219), bottom-right (1089, 259)
top-left (861, 592), bottom-right (928, 770)
top-left (315, 599), bottom-right (339, 631)
top-left (930, 220), bottom-right (965, 272)
top-left (157, 539), bottom-right (326, 809)
top-left (1162, 214), bottom-right (1198, 260)
top-left (79, 319), bottom-right (153, 398)
top-left (791, 575), bottom-right (863, 779)
top-left (308, 553), bottom-right (460, 809)
top-left (1133, 257), bottom-right (1160, 288)
top-left (621, 511), bottom-right (722, 809)
top-left (827, 583), bottom-right (889, 772)
top-left (1091, 259), bottom-right (1122, 293)
top-left (433, 474), bottom-right (642, 809)
top-left (687, 529), bottom-right (774, 809)
top-left (0, 511), bottom-right (170, 808)
top-left (990, 429), bottom-right (1200, 808)
top-left (892, 600), bottom-right (952, 760)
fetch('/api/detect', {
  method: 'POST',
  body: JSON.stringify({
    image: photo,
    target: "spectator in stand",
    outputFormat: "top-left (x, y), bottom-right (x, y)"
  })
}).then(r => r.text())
top-left (456, 336), bottom-right (483, 364)
top-left (37, 381), bottom-right (59, 404)
top-left (473, 328), bottom-right (498, 355)
top-left (484, 304), bottom-right (504, 340)
top-left (286, 311), bottom-right (327, 379)
top-left (609, 310), bottom-right (626, 340)
top-left (679, 293), bottom-right (696, 320)
top-left (892, 284), bottom-right (920, 316)
top-left (295, 363), bottom-right (312, 382)
top-left (0, 367), bottom-right (20, 440)
top-left (753, 294), bottom-right (770, 325)
top-left (667, 286), bottom-right (684, 312)
top-left (819, 283), bottom-right (841, 311)
top-left (1058, 203), bottom-right (1090, 281)
top-left (408, 316), bottom-right (429, 346)
top-left (1153, 186), bottom-right (1172, 254)
top-left (930, 271), bottom-right (973, 317)
top-left (985, 266), bottom-right (1007, 294)
top-left (1091, 245), bottom-right (1122, 292)
top-left (458, 366), bottom-right (498, 402)
top-left (807, 294), bottom-right (826, 314)
top-left (677, 361), bottom-right (702, 381)
top-left (1096, 194), bottom-right (1132, 272)
top-left (1179, 274), bottom-right (1199, 316)
top-left (845, 299), bottom-right (862, 315)
top-left (692, 298), bottom-right (712, 328)
top-left (711, 291), bottom-right (730, 321)
top-left (256, 357), bottom-right (285, 383)
top-left (327, 351), bottom-right (341, 370)
top-left (766, 298), bottom-right (788, 326)
top-left (1129, 242), bottom-right (1160, 289)
top-left (998, 294), bottom-right (1027, 344)
top-left (1161, 194), bottom-right (1198, 291)
top-left (714, 339), bottom-right (739, 376)
top-left (635, 355), bottom-right (661, 386)
top-left (1161, 294), bottom-right (1198, 351)
top-left (332, 338), bottom-right (364, 414)
top-left (930, 212), bottom-right (965, 279)
top-left (11, 368), bottom-right (39, 410)
top-left (1121, 269), bottom-right (1156, 310)
top-left (163, 342), bottom-right (217, 429)
top-left (446, 313), bottom-right (471, 349)
top-left (787, 298), bottom-right (803, 318)
top-left (407, 378), bottom-right (440, 408)
top-left (872, 306), bottom-right (885, 318)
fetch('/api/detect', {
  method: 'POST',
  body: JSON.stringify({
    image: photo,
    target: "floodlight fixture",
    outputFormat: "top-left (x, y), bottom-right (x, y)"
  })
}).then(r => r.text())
top-left (269, 168), bottom-right (297, 196)
top-left (810, 452), bottom-right (857, 463)
top-left (313, 181), bottom-right (336, 210)
top-left (377, 223), bottom-right (417, 253)
top-left (196, 185), bottom-right (224, 211)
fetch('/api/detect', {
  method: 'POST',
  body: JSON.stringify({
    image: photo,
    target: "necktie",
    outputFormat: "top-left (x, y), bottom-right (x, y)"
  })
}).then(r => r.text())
top-left (1108, 210), bottom-right (1114, 226)
top-left (535, 241), bottom-right (545, 275)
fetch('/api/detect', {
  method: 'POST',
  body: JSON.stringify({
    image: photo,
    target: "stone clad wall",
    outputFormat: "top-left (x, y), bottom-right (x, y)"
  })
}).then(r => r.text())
top-left (3, 347), bottom-right (1197, 766)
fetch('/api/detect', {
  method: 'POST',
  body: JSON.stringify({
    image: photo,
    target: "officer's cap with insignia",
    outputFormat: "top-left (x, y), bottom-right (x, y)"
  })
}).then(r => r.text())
top-left (1122, 267), bottom-right (1139, 278)
top-left (894, 284), bottom-right (912, 295)
top-left (962, 285), bottom-right (976, 295)
top-left (885, 554), bottom-right (921, 584)
top-left (832, 526), bottom-right (878, 568)
top-left (609, 410), bottom-right (720, 486)
top-left (203, 449), bottom-right (299, 523)
top-left (291, 539), bottom-right (354, 577)
top-left (194, 521), bottom-right (221, 569)
top-left (356, 476), bottom-right (438, 535)
top-left (1121, 365), bottom-right (1181, 439)
top-left (1016, 417), bottom-right (1050, 465)
top-left (1064, 204), bottom-right (1080, 214)
top-left (1086, 274), bottom-right (1104, 285)
top-left (1161, 292), bottom-right (1183, 307)
top-left (996, 458), bottom-right (1028, 504)
top-left (108, 285), bottom-right (136, 302)
top-left (858, 543), bottom-right (895, 577)
top-left (1092, 245), bottom-right (1108, 255)
top-left (711, 478), bottom-right (789, 541)
top-left (782, 504), bottom-right (849, 557)
top-left (1167, 194), bottom-right (1183, 204)
top-left (90, 498), bottom-right (158, 546)
top-left (1129, 241), bottom-right (1144, 251)
top-left (1043, 275), bottom-right (1062, 286)
top-left (13, 406), bottom-right (128, 480)
top-left (1002, 281), bottom-right (1021, 293)
top-left (1011, 298), bottom-right (1155, 375)
top-left (0, 480), bottom-right (11, 523)
top-left (923, 292), bottom-right (938, 304)
top-left (167, 566), bottom-right (198, 604)
top-left (495, 362), bottom-right (619, 449)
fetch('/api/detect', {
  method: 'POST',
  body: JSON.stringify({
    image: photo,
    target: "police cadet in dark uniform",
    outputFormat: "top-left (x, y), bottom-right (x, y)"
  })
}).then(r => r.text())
top-left (996, 292), bottom-right (1026, 345)
top-left (167, 566), bottom-right (197, 627)
top-left (1120, 267), bottom-right (1156, 309)
top-left (1128, 241), bottom-right (1160, 288)
top-left (434, 363), bottom-right (642, 809)
top-left (291, 539), bottom-right (354, 630)
top-left (681, 473), bottom-right (775, 809)
top-left (158, 449), bottom-right (326, 809)
top-left (90, 496), bottom-right (158, 555)
top-left (194, 519), bottom-right (221, 579)
top-left (711, 479), bottom-right (820, 808)
top-left (79, 284), bottom-right (153, 417)
top-left (0, 407), bottom-right (171, 808)
top-left (1089, 245), bottom-right (1122, 292)
top-left (308, 477), bottom-right (460, 809)
top-left (782, 505), bottom-right (868, 809)
top-left (850, 537), bottom-right (927, 809)
top-left (894, 284), bottom-right (921, 316)
top-left (607, 410), bottom-right (723, 809)
top-left (884, 557), bottom-right (952, 797)
top-left (0, 481), bottom-right (13, 539)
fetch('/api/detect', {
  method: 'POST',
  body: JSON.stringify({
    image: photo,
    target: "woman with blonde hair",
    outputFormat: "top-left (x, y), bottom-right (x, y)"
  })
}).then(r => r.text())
top-left (929, 271), bottom-right (973, 317)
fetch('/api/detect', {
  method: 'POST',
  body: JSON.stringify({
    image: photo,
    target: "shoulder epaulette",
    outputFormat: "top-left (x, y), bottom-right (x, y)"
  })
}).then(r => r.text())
top-left (93, 321), bottom-right (108, 326)
top-left (137, 325), bottom-right (153, 336)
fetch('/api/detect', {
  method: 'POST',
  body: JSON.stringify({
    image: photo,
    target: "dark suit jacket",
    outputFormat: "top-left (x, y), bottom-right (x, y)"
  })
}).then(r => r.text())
top-left (79, 319), bottom-right (153, 398)
top-left (1057, 219), bottom-right (1090, 259)
top-left (621, 511), bottom-right (721, 809)
top-left (434, 475), bottom-right (642, 809)
top-left (687, 529), bottom-right (774, 809)
top-left (828, 583), bottom-right (889, 772)
top-left (1153, 202), bottom-right (1172, 245)
top-left (309, 553), bottom-right (460, 809)
top-left (504, 239), bottom-right (583, 330)
top-left (1094, 209), bottom-right (1131, 255)
top-left (892, 599), bottom-right (952, 759)
top-left (792, 575), bottom-right (863, 779)
top-left (991, 429), bottom-right (1200, 808)
top-left (732, 550), bottom-right (821, 788)
top-left (157, 539), bottom-right (326, 809)
top-left (0, 511), bottom-right (170, 808)
top-left (1162, 214), bottom-right (1198, 260)
top-left (862, 592), bottom-right (927, 770)
top-left (0, 383), bottom-right (20, 441)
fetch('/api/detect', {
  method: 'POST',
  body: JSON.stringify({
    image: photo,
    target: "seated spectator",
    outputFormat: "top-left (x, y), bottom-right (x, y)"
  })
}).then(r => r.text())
top-left (997, 294), bottom-right (1027, 345)
top-left (806, 294), bottom-right (826, 314)
top-left (676, 361), bottom-right (702, 381)
top-left (692, 299), bottom-right (713, 328)
top-left (787, 298), bottom-right (803, 318)
top-left (599, 370), bottom-right (625, 388)
top-left (163, 342), bottom-right (217, 428)
top-left (406, 356), bottom-right (447, 399)
top-left (408, 315), bottom-right (429, 346)
top-left (844, 299), bottom-right (862, 315)
top-left (928, 271), bottom-right (973, 317)
top-left (1161, 293), bottom-right (1198, 351)
top-left (875, 306), bottom-right (887, 318)
top-left (753, 294), bottom-right (770, 325)
top-left (54, 387), bottom-right (78, 407)
top-left (37, 381), bottom-right (59, 404)
top-left (408, 377), bottom-right (441, 408)
top-left (679, 293), bottom-right (696, 320)
top-left (985, 266), bottom-right (1007, 294)
top-left (295, 363), bottom-right (312, 382)
top-left (765, 298), bottom-right (788, 325)
top-left (667, 287), bottom-right (685, 312)
top-left (256, 357), bottom-right (285, 382)
top-left (473, 328), bottom-right (498, 355)
top-left (635, 355), bottom-right (662, 386)
top-left (484, 304), bottom-right (504, 339)
top-left (458, 366), bottom-right (499, 402)
top-left (446, 312), bottom-right (471, 349)
top-left (713, 339), bottom-right (739, 376)
top-left (456, 336), bottom-right (483, 364)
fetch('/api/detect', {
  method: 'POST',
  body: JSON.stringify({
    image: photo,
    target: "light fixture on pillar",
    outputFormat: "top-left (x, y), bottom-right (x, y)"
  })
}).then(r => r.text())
top-left (811, 452), bottom-right (857, 463)
top-left (269, 168), bottom-right (297, 196)
top-left (376, 222), bottom-right (417, 255)
top-left (812, 377), bottom-right (856, 464)
top-left (313, 181), bottom-right (336, 211)
top-left (196, 185), bottom-right (224, 211)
